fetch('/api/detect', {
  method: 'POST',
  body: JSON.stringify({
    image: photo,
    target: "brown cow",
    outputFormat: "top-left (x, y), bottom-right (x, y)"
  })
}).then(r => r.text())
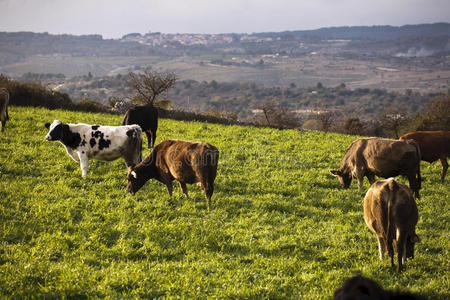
top-left (363, 178), bottom-right (421, 273)
top-left (400, 130), bottom-right (450, 182)
top-left (0, 88), bottom-right (9, 132)
top-left (127, 139), bottom-right (219, 208)
top-left (330, 138), bottom-right (422, 199)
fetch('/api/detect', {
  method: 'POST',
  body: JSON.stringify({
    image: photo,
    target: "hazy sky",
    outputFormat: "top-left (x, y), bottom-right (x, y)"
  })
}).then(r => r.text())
top-left (1, 0), bottom-right (449, 39)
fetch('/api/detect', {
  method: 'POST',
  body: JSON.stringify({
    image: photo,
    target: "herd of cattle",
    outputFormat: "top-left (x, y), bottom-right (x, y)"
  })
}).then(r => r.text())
top-left (1, 88), bottom-right (449, 276)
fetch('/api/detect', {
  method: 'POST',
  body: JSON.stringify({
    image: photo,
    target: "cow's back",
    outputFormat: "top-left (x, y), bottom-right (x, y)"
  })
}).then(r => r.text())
top-left (158, 140), bottom-right (218, 184)
top-left (71, 123), bottom-right (141, 159)
top-left (123, 105), bottom-right (158, 130)
top-left (361, 138), bottom-right (419, 177)
top-left (364, 178), bottom-right (417, 237)
top-left (400, 131), bottom-right (450, 163)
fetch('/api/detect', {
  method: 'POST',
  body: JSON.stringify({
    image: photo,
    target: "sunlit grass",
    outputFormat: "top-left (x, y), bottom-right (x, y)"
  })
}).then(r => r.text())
top-left (0, 106), bottom-right (448, 298)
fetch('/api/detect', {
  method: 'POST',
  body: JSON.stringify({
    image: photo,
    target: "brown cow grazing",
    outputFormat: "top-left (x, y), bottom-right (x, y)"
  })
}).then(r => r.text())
top-left (364, 178), bottom-right (421, 273)
top-left (400, 130), bottom-right (450, 182)
top-left (330, 138), bottom-right (422, 199)
top-left (127, 139), bottom-right (219, 208)
top-left (334, 275), bottom-right (426, 299)
top-left (0, 88), bottom-right (9, 132)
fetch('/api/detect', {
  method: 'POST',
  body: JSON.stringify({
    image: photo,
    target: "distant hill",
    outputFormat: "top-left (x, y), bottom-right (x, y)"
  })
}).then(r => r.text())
top-left (255, 23), bottom-right (450, 39)
top-left (1, 23), bottom-right (449, 67)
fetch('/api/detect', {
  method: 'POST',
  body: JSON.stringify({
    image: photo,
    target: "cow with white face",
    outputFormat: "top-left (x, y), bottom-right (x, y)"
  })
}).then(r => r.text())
top-left (45, 120), bottom-right (142, 178)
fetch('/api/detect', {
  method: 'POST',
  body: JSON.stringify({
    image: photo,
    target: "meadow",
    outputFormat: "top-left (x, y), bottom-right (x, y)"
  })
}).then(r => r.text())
top-left (0, 106), bottom-right (448, 298)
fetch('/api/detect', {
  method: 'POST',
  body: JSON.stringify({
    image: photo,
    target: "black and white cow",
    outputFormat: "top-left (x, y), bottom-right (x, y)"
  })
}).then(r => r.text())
top-left (45, 120), bottom-right (142, 178)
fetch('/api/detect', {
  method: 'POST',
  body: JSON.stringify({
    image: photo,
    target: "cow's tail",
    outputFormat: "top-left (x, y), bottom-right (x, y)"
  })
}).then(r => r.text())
top-left (410, 140), bottom-right (422, 190)
top-left (126, 125), bottom-right (143, 163)
top-left (386, 179), bottom-right (397, 245)
top-left (122, 110), bottom-right (130, 126)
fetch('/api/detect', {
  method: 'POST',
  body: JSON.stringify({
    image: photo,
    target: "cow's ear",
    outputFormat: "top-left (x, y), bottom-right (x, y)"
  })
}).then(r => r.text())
top-left (45, 122), bottom-right (51, 129)
top-left (413, 234), bottom-right (421, 243)
top-left (330, 170), bottom-right (341, 176)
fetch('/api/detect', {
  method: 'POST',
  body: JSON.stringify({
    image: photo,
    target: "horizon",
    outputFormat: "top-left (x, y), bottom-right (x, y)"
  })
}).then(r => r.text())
top-left (2, 22), bottom-right (449, 40)
top-left (1, 0), bottom-right (449, 39)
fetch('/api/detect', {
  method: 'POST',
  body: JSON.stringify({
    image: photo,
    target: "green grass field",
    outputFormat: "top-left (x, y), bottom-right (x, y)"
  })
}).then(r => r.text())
top-left (0, 106), bottom-right (448, 298)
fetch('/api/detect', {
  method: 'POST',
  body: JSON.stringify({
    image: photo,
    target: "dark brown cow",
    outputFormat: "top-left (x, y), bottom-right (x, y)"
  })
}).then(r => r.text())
top-left (330, 138), bottom-right (422, 199)
top-left (334, 275), bottom-right (426, 299)
top-left (127, 139), bottom-right (219, 208)
top-left (400, 130), bottom-right (450, 182)
top-left (0, 88), bottom-right (9, 132)
top-left (364, 178), bottom-right (421, 273)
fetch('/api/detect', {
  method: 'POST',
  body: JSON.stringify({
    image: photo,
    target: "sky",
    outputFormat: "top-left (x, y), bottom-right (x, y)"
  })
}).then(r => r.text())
top-left (1, 0), bottom-right (449, 39)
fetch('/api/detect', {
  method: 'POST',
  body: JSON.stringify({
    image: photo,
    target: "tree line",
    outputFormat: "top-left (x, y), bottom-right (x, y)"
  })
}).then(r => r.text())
top-left (1, 73), bottom-right (448, 137)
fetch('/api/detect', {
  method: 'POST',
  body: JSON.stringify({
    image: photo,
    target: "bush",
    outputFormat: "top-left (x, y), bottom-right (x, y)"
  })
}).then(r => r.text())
top-left (416, 94), bottom-right (450, 130)
top-left (74, 98), bottom-right (110, 113)
top-left (1, 75), bottom-right (75, 110)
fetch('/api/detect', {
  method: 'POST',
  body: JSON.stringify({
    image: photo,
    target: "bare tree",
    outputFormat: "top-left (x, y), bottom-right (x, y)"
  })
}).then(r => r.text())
top-left (417, 94), bottom-right (450, 130)
top-left (377, 106), bottom-right (410, 138)
top-left (127, 70), bottom-right (176, 105)
top-left (317, 111), bottom-right (335, 132)
top-left (343, 117), bottom-right (364, 135)
top-left (259, 99), bottom-right (299, 129)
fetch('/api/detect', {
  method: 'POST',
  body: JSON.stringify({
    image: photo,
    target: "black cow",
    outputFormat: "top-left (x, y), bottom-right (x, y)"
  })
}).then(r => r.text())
top-left (123, 104), bottom-right (158, 149)
top-left (334, 275), bottom-right (426, 299)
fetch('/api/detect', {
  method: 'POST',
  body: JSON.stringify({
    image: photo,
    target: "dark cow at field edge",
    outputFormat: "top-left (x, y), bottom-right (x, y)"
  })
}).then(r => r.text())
top-left (364, 178), bottom-right (421, 273)
top-left (330, 138), bottom-right (422, 199)
top-left (45, 120), bottom-right (142, 178)
top-left (0, 88), bottom-right (9, 132)
top-left (334, 275), bottom-right (426, 299)
top-left (123, 104), bottom-right (158, 149)
top-left (127, 139), bottom-right (219, 208)
top-left (400, 130), bottom-right (450, 182)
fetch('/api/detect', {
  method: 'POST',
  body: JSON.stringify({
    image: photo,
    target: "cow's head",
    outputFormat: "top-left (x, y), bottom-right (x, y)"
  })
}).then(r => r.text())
top-left (405, 233), bottom-right (421, 260)
top-left (330, 169), bottom-right (352, 188)
top-left (126, 166), bottom-right (148, 194)
top-left (45, 120), bottom-right (64, 141)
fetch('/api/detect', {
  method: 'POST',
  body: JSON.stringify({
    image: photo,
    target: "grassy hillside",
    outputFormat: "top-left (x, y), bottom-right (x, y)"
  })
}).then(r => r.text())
top-left (0, 106), bottom-right (448, 298)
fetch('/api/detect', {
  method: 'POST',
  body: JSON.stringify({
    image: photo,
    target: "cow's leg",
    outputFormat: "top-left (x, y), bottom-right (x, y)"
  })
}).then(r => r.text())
top-left (396, 234), bottom-right (406, 273)
top-left (123, 153), bottom-right (138, 168)
top-left (6, 107), bottom-right (8, 120)
top-left (367, 173), bottom-right (376, 185)
top-left (145, 130), bottom-right (152, 149)
top-left (179, 182), bottom-right (189, 197)
top-left (408, 174), bottom-right (420, 199)
top-left (66, 148), bottom-right (80, 162)
top-left (377, 236), bottom-right (386, 260)
top-left (1, 112), bottom-right (5, 132)
top-left (357, 174), bottom-right (365, 191)
top-left (387, 239), bottom-right (395, 269)
top-left (151, 129), bottom-right (156, 148)
top-left (440, 157), bottom-right (448, 182)
top-left (165, 181), bottom-right (173, 198)
top-left (200, 179), bottom-right (214, 209)
top-left (78, 153), bottom-right (89, 178)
